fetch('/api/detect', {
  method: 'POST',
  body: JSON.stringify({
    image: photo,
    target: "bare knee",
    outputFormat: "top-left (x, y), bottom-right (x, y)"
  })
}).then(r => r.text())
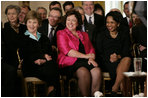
top-left (120, 57), bottom-right (131, 64)
top-left (117, 57), bottom-right (131, 73)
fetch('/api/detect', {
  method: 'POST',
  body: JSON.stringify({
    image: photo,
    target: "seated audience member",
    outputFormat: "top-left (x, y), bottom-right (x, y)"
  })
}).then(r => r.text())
top-left (82, 1), bottom-right (105, 29)
top-left (36, 7), bottom-right (47, 21)
top-left (74, 6), bottom-right (96, 46)
top-left (63, 1), bottom-right (74, 14)
top-left (19, 5), bottom-right (31, 24)
top-left (123, 2), bottom-right (133, 28)
top-left (2, 4), bottom-right (27, 69)
top-left (57, 10), bottom-right (102, 97)
top-left (20, 11), bottom-right (59, 96)
top-left (94, 3), bottom-right (105, 17)
top-left (61, 1), bottom-right (74, 27)
top-left (1, 32), bottom-right (18, 97)
top-left (2, 5), bottom-right (27, 96)
top-left (49, 1), bottom-right (61, 11)
top-left (110, 9), bottom-right (130, 35)
top-left (96, 11), bottom-right (131, 96)
top-left (131, 12), bottom-right (140, 27)
top-left (132, 14), bottom-right (147, 72)
top-left (38, 7), bottom-right (65, 61)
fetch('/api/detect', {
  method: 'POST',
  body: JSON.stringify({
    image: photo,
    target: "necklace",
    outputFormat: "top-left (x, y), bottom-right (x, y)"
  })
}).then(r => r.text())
top-left (10, 23), bottom-right (20, 34)
top-left (110, 32), bottom-right (118, 36)
top-left (110, 32), bottom-right (118, 38)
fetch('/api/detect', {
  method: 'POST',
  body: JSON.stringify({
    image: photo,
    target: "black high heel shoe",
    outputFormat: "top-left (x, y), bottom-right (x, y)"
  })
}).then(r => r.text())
top-left (110, 91), bottom-right (118, 97)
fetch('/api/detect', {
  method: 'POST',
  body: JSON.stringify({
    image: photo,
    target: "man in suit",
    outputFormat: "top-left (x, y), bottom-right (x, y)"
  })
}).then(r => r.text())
top-left (36, 7), bottom-right (47, 21)
top-left (19, 5), bottom-right (31, 24)
top-left (49, 1), bottom-right (62, 11)
top-left (74, 6), bottom-right (96, 46)
top-left (63, 1), bottom-right (74, 14)
top-left (38, 7), bottom-right (64, 60)
top-left (123, 2), bottom-right (132, 28)
top-left (82, 1), bottom-right (105, 30)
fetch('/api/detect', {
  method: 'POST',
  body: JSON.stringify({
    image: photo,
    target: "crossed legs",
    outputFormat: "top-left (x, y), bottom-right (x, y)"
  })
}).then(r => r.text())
top-left (112, 57), bottom-right (131, 92)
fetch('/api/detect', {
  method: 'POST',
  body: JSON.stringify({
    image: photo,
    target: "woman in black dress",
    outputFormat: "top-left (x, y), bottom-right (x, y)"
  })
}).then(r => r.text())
top-left (20, 11), bottom-right (59, 96)
top-left (96, 11), bottom-right (131, 96)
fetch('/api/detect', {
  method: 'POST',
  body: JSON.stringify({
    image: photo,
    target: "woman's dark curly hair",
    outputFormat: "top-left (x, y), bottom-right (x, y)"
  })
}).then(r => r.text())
top-left (65, 9), bottom-right (82, 31)
top-left (105, 11), bottom-right (123, 24)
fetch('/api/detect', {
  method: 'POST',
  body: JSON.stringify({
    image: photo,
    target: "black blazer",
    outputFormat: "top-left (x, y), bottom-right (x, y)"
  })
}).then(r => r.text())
top-left (38, 19), bottom-right (65, 46)
top-left (122, 17), bottom-right (129, 27)
top-left (84, 13), bottom-right (105, 29)
top-left (20, 33), bottom-right (54, 76)
top-left (2, 22), bottom-right (27, 67)
top-left (84, 22), bottom-right (96, 45)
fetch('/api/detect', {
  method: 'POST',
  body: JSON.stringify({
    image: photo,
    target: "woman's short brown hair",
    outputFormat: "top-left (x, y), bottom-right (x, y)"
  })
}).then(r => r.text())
top-left (5, 5), bottom-right (21, 15)
top-left (65, 9), bottom-right (82, 31)
top-left (25, 10), bottom-right (42, 26)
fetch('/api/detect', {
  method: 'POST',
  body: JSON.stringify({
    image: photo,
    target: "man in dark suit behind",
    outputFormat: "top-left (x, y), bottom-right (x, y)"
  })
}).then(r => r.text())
top-left (38, 7), bottom-right (65, 60)
top-left (74, 6), bottom-right (96, 47)
top-left (82, 1), bottom-right (105, 30)
top-left (123, 2), bottom-right (132, 28)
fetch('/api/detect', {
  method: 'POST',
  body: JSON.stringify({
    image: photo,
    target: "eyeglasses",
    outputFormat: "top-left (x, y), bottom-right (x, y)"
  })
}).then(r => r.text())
top-left (49, 15), bottom-right (60, 19)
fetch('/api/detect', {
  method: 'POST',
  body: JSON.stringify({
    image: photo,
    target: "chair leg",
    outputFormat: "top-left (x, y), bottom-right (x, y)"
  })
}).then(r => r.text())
top-left (32, 82), bottom-right (36, 97)
top-left (68, 80), bottom-right (71, 97)
top-left (102, 79), bottom-right (105, 96)
top-left (24, 80), bottom-right (29, 96)
top-left (60, 78), bottom-right (65, 96)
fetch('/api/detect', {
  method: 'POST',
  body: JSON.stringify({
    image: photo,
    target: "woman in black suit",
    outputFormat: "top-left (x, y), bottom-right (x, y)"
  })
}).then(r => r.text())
top-left (2, 5), bottom-right (27, 68)
top-left (20, 11), bottom-right (59, 96)
top-left (96, 11), bottom-right (131, 96)
top-left (2, 5), bottom-right (27, 96)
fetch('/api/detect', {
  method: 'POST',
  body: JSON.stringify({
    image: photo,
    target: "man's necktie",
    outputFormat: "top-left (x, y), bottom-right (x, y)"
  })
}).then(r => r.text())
top-left (89, 17), bottom-right (92, 24)
top-left (129, 20), bottom-right (133, 28)
top-left (48, 27), bottom-right (54, 42)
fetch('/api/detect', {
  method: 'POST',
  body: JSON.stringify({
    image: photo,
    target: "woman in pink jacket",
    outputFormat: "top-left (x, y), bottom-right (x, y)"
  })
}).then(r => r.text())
top-left (57, 10), bottom-right (102, 97)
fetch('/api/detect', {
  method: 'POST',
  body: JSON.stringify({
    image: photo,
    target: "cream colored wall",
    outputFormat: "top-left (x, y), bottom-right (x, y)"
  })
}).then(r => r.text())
top-left (30, 1), bottom-right (64, 14)
top-left (1, 1), bottom-right (65, 26)
top-left (1, 1), bottom-right (105, 26)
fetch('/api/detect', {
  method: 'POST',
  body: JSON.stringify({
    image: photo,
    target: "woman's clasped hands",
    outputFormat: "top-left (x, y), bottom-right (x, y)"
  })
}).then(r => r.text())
top-left (86, 53), bottom-right (98, 67)
top-left (34, 54), bottom-right (52, 65)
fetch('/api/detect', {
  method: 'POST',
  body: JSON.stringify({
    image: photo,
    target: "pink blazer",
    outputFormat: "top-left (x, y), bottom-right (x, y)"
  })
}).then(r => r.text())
top-left (57, 28), bottom-right (95, 68)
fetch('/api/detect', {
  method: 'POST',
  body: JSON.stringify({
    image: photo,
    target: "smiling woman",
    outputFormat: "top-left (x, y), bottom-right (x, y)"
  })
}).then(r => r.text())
top-left (96, 11), bottom-right (131, 96)
top-left (57, 10), bottom-right (102, 97)
top-left (1, 5), bottom-right (27, 96)
top-left (20, 10), bottom-right (60, 97)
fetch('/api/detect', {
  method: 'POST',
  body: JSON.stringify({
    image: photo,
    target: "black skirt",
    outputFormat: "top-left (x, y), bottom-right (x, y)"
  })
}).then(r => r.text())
top-left (60, 39), bottom-right (94, 78)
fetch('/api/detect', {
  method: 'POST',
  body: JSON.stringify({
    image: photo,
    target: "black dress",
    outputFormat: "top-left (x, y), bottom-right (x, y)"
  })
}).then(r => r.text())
top-left (96, 27), bottom-right (131, 81)
top-left (60, 39), bottom-right (94, 78)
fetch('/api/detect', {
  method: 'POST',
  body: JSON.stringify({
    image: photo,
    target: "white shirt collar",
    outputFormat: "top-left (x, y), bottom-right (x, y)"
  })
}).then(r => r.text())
top-left (85, 14), bottom-right (94, 24)
top-left (48, 24), bottom-right (58, 36)
top-left (126, 17), bottom-right (130, 24)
